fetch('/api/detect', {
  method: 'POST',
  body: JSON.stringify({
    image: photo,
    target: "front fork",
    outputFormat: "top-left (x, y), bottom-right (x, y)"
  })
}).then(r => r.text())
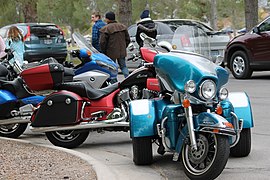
top-left (184, 106), bottom-right (197, 151)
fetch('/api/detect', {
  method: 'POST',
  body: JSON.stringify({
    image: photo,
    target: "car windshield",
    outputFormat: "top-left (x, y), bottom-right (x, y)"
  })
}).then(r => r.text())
top-left (31, 25), bottom-right (61, 37)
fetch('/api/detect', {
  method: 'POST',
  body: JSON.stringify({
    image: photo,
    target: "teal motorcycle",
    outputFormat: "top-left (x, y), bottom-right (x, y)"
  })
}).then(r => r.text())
top-left (129, 26), bottom-right (253, 180)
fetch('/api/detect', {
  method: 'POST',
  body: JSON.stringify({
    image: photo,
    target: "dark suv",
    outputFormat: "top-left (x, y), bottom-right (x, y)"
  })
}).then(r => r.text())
top-left (0, 23), bottom-right (67, 63)
top-left (225, 16), bottom-right (270, 79)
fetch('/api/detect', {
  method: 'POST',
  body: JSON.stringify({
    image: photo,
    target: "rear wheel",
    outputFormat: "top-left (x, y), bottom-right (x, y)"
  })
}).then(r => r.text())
top-left (230, 50), bottom-right (253, 79)
top-left (132, 136), bottom-right (153, 165)
top-left (0, 123), bottom-right (28, 138)
top-left (230, 128), bottom-right (251, 157)
top-left (182, 133), bottom-right (230, 180)
top-left (45, 130), bottom-right (89, 149)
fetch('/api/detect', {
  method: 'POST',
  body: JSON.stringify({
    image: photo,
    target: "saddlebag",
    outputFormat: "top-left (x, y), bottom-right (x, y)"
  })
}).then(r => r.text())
top-left (21, 63), bottom-right (64, 91)
top-left (31, 91), bottom-right (83, 127)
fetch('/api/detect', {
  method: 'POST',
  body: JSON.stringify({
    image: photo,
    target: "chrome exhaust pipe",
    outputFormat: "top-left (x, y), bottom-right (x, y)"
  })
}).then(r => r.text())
top-left (0, 117), bottom-right (31, 125)
top-left (30, 121), bottom-right (129, 133)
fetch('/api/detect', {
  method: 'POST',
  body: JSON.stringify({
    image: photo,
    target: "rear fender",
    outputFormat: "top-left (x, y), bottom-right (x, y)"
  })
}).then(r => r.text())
top-left (227, 92), bottom-right (254, 128)
top-left (129, 99), bottom-right (157, 138)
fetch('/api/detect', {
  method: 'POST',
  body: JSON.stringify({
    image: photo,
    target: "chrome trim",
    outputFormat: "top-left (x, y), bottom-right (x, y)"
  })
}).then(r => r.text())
top-left (30, 121), bottom-right (129, 133)
top-left (185, 106), bottom-right (197, 151)
top-left (0, 116), bottom-right (31, 125)
top-left (159, 117), bottom-right (171, 151)
top-left (230, 112), bottom-right (243, 147)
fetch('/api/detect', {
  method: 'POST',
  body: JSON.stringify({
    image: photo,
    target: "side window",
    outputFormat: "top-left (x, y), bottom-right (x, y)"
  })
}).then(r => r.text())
top-left (128, 25), bottom-right (137, 37)
top-left (259, 19), bottom-right (270, 32)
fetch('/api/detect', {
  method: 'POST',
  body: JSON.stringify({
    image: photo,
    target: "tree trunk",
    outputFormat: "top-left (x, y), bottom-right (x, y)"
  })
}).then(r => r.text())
top-left (21, 0), bottom-right (37, 22)
top-left (244, 0), bottom-right (258, 32)
top-left (118, 0), bottom-right (132, 26)
top-left (210, 0), bottom-right (217, 30)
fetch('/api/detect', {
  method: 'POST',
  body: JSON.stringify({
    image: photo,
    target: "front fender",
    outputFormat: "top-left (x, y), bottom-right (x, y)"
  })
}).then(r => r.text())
top-left (194, 112), bottom-right (236, 136)
top-left (227, 92), bottom-right (254, 128)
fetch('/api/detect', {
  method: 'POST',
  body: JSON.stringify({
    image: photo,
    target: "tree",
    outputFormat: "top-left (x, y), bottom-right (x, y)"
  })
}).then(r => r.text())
top-left (244, 0), bottom-right (258, 31)
top-left (118, 0), bottom-right (132, 26)
top-left (210, 0), bottom-right (218, 30)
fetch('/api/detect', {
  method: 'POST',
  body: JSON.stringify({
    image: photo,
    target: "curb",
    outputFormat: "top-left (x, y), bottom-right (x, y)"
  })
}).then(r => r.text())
top-left (0, 137), bottom-right (118, 180)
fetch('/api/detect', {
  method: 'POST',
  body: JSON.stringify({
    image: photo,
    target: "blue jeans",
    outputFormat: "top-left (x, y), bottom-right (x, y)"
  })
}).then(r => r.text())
top-left (116, 57), bottom-right (129, 78)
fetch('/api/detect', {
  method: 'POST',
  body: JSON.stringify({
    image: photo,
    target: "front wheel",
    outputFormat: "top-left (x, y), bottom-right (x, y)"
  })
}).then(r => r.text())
top-left (230, 50), bottom-right (253, 79)
top-left (182, 133), bottom-right (230, 180)
top-left (230, 128), bottom-right (251, 157)
top-left (0, 123), bottom-right (28, 138)
top-left (45, 130), bottom-right (89, 149)
top-left (132, 136), bottom-right (153, 165)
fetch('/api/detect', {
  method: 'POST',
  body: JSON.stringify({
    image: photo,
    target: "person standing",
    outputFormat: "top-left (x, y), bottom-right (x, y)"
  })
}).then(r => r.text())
top-left (0, 36), bottom-right (6, 59)
top-left (136, 9), bottom-right (157, 48)
top-left (5, 26), bottom-right (25, 67)
top-left (91, 12), bottom-right (106, 52)
top-left (99, 11), bottom-right (130, 81)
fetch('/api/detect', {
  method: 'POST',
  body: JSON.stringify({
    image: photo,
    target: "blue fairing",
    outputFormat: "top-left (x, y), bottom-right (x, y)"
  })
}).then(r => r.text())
top-left (21, 96), bottom-right (45, 106)
top-left (154, 52), bottom-right (229, 92)
top-left (0, 90), bottom-right (16, 104)
top-left (74, 53), bottom-right (118, 79)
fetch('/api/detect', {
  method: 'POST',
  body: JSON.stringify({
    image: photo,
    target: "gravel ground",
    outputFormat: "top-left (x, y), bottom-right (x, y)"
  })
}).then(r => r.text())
top-left (0, 139), bottom-right (97, 180)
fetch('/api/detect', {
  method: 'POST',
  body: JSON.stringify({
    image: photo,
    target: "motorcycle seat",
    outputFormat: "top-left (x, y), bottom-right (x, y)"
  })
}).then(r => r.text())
top-left (0, 78), bottom-right (32, 99)
top-left (55, 81), bottom-right (119, 100)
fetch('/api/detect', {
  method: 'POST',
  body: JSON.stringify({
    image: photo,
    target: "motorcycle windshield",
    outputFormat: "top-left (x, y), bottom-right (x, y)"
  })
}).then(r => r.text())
top-left (171, 25), bottom-right (210, 58)
top-left (72, 32), bottom-right (99, 54)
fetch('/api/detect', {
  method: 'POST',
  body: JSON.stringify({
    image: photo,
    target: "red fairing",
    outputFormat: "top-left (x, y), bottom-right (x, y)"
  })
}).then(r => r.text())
top-left (140, 47), bottom-right (157, 63)
top-left (83, 89), bottom-right (120, 120)
top-left (147, 78), bottom-right (160, 91)
top-left (21, 64), bottom-right (54, 91)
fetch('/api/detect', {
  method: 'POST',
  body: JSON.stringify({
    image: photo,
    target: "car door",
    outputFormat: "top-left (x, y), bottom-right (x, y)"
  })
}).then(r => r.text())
top-left (249, 17), bottom-right (270, 62)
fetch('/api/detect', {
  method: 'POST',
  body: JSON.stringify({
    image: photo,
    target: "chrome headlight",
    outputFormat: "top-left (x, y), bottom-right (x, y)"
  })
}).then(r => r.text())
top-left (184, 80), bottom-right (196, 93)
top-left (199, 80), bottom-right (216, 100)
top-left (219, 87), bottom-right (228, 100)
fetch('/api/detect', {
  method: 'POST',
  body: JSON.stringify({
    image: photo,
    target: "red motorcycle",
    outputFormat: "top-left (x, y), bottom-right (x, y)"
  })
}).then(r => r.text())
top-left (21, 54), bottom-right (159, 148)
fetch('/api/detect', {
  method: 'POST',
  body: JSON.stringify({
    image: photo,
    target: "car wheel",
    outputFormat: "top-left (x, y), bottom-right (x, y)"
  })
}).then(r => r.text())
top-left (230, 50), bottom-right (253, 79)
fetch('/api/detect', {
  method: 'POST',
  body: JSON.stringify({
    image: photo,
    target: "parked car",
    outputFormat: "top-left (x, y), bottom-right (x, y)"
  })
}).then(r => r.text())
top-left (0, 23), bottom-right (67, 63)
top-left (224, 16), bottom-right (270, 79)
top-left (127, 19), bottom-right (230, 68)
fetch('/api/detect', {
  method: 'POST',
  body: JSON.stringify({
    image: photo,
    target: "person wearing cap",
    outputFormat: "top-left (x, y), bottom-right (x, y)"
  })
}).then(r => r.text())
top-left (91, 12), bottom-right (106, 52)
top-left (99, 11), bottom-right (130, 81)
top-left (136, 9), bottom-right (157, 48)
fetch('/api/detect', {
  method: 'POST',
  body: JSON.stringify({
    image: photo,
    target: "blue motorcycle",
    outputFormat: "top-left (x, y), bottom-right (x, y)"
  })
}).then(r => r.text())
top-left (129, 26), bottom-right (253, 180)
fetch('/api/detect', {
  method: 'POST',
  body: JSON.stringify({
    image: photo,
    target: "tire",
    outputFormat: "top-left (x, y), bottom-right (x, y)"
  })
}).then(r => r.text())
top-left (230, 128), bottom-right (251, 157)
top-left (132, 136), bottom-right (153, 165)
top-left (230, 50), bottom-right (253, 79)
top-left (182, 133), bottom-right (230, 180)
top-left (45, 130), bottom-right (89, 149)
top-left (0, 123), bottom-right (28, 138)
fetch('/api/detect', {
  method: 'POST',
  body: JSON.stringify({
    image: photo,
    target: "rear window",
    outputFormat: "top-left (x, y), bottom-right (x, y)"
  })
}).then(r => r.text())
top-left (30, 25), bottom-right (62, 37)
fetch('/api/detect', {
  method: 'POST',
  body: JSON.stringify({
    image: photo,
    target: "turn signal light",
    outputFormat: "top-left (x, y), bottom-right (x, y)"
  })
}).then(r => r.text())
top-left (223, 122), bottom-right (234, 128)
top-left (216, 106), bottom-right (223, 115)
top-left (182, 99), bottom-right (190, 108)
top-left (86, 50), bottom-right (92, 56)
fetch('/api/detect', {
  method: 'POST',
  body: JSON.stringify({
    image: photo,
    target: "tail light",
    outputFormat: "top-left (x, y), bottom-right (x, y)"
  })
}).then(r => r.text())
top-left (180, 34), bottom-right (191, 47)
top-left (56, 25), bottom-right (65, 36)
top-left (24, 26), bottom-right (31, 41)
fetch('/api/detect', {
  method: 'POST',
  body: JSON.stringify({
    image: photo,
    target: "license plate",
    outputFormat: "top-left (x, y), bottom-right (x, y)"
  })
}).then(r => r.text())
top-left (44, 39), bottom-right (52, 44)
top-left (211, 50), bottom-right (220, 56)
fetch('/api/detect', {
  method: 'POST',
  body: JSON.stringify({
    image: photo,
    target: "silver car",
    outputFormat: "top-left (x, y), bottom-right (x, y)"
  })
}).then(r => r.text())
top-left (127, 19), bottom-right (230, 68)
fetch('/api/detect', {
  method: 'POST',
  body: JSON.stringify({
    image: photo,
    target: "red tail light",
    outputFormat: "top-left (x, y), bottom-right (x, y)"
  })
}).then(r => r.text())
top-left (24, 26), bottom-right (31, 41)
top-left (180, 35), bottom-right (191, 47)
top-left (56, 25), bottom-right (65, 36)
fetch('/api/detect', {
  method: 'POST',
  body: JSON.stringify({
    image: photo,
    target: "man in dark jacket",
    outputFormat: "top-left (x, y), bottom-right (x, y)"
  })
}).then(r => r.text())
top-left (100, 11), bottom-right (130, 81)
top-left (136, 10), bottom-right (157, 48)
